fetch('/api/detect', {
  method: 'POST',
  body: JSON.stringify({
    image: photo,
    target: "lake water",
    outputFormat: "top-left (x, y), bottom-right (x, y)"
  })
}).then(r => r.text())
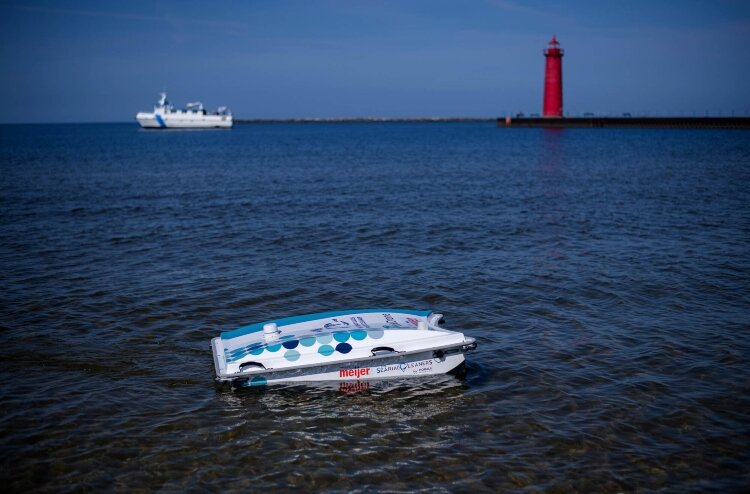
top-left (1, 123), bottom-right (749, 492)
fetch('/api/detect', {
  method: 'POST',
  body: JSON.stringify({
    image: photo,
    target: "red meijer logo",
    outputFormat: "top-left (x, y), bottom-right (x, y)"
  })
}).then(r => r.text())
top-left (339, 367), bottom-right (370, 379)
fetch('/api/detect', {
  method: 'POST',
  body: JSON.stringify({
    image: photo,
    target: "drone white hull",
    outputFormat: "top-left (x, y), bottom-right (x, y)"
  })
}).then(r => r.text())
top-left (211, 309), bottom-right (477, 388)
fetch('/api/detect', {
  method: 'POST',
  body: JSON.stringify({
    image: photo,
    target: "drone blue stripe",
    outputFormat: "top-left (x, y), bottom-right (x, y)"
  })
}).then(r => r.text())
top-left (154, 114), bottom-right (166, 128)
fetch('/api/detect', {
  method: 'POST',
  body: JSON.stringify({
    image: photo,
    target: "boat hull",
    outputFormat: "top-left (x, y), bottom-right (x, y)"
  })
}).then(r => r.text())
top-left (210, 309), bottom-right (477, 387)
top-left (136, 112), bottom-right (232, 129)
top-left (223, 348), bottom-right (467, 387)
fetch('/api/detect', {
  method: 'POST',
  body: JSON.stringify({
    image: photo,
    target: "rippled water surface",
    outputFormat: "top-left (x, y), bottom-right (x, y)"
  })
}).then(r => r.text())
top-left (1, 123), bottom-right (749, 492)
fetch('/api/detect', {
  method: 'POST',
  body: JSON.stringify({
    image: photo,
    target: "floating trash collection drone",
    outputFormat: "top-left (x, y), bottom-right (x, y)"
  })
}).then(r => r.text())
top-left (211, 309), bottom-right (476, 387)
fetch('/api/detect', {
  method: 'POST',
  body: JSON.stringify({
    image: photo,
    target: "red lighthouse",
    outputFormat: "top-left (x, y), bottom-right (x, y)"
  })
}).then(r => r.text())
top-left (543, 36), bottom-right (564, 117)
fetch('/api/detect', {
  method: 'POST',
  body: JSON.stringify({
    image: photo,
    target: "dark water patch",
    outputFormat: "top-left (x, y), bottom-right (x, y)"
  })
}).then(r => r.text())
top-left (1, 123), bottom-right (749, 491)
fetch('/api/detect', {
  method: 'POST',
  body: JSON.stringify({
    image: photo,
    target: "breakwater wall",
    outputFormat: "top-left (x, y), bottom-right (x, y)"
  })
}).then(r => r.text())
top-left (235, 117), bottom-right (494, 124)
top-left (497, 116), bottom-right (750, 129)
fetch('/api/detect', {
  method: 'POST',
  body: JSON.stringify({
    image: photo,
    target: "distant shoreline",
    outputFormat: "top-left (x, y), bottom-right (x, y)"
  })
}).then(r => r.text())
top-left (234, 116), bottom-right (750, 128)
top-left (235, 117), bottom-right (495, 124)
top-left (2, 116), bottom-right (749, 127)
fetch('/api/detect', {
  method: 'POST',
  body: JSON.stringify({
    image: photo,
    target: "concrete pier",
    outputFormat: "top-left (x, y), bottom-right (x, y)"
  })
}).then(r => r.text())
top-left (497, 116), bottom-right (750, 129)
top-left (235, 117), bottom-right (493, 124)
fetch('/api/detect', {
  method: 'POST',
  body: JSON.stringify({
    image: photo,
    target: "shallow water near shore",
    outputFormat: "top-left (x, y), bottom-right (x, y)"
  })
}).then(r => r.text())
top-left (1, 122), bottom-right (749, 492)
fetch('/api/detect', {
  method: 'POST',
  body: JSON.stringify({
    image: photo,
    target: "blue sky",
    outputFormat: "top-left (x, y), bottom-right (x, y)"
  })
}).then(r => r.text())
top-left (1, 0), bottom-right (749, 122)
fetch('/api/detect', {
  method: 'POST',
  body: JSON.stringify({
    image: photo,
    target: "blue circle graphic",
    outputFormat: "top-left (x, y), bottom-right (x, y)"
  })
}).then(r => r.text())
top-left (250, 346), bottom-right (264, 356)
top-left (265, 344), bottom-right (282, 353)
top-left (318, 345), bottom-right (334, 356)
top-left (316, 334), bottom-right (333, 344)
top-left (284, 350), bottom-right (301, 361)
top-left (282, 340), bottom-right (299, 349)
top-left (299, 336), bottom-right (316, 347)
top-left (333, 331), bottom-right (350, 343)
top-left (350, 330), bottom-right (367, 341)
top-left (335, 342), bottom-right (352, 354)
top-left (368, 329), bottom-right (384, 339)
